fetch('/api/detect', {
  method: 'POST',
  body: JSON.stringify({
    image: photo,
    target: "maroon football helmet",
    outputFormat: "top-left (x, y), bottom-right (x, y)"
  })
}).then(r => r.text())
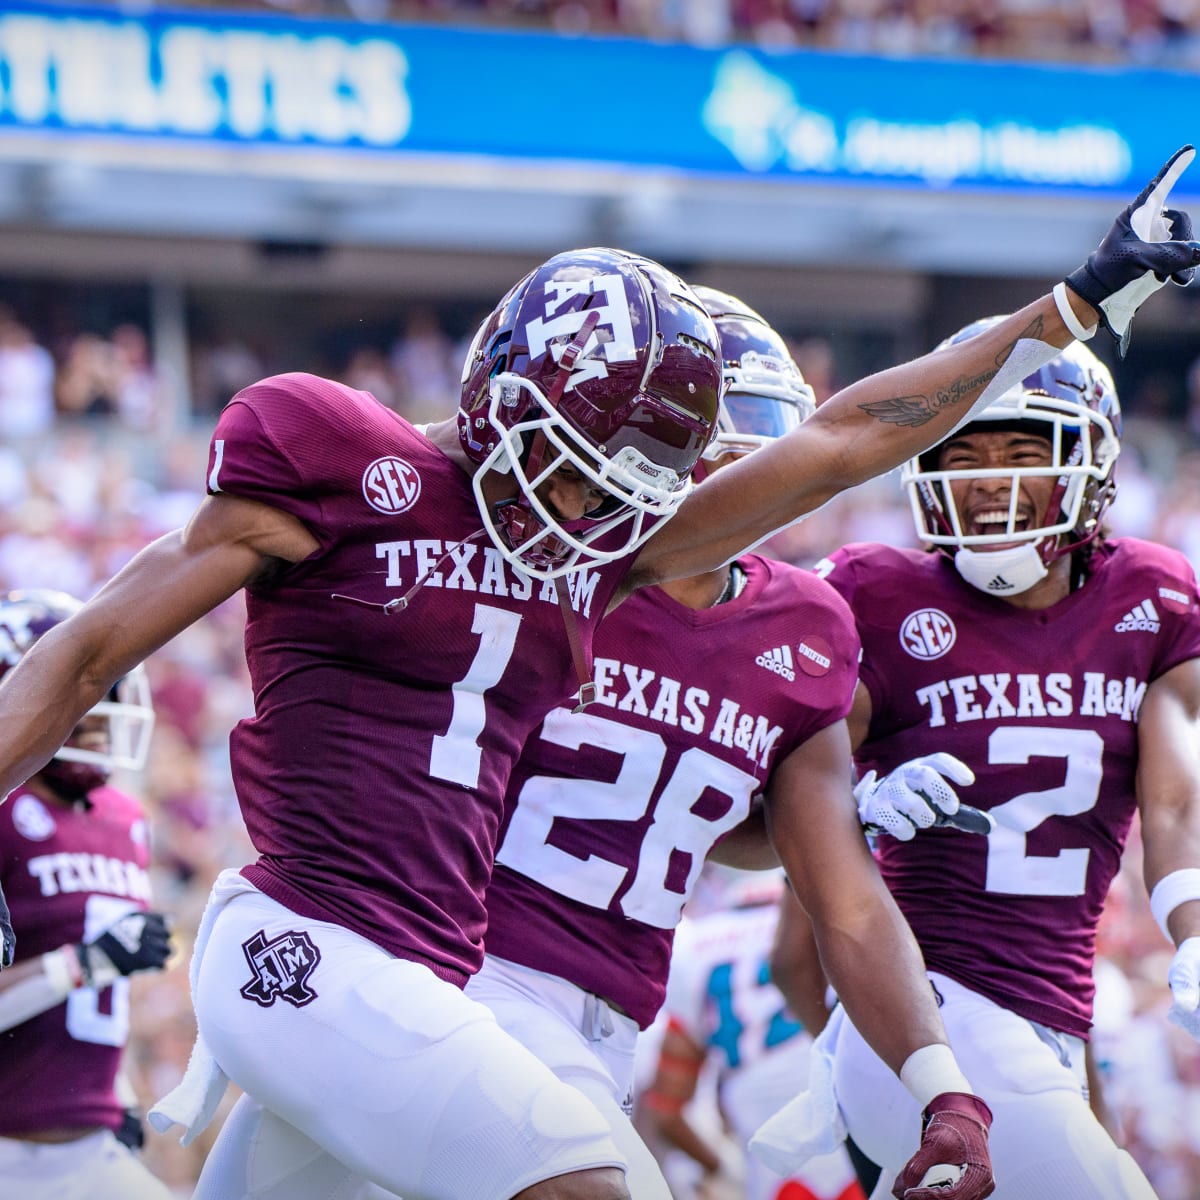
top-left (902, 319), bottom-right (1121, 596)
top-left (458, 248), bottom-right (722, 579)
top-left (691, 285), bottom-right (815, 459)
top-left (0, 590), bottom-right (154, 797)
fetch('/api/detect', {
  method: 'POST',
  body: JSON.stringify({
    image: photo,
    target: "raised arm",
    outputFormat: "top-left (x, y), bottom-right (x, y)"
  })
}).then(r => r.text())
top-left (628, 148), bottom-right (1200, 591)
top-left (0, 494), bottom-right (316, 801)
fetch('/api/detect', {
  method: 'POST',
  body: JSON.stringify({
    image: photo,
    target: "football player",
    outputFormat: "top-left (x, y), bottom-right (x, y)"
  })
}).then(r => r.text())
top-left (462, 287), bottom-right (979, 1200)
top-left (0, 144), bottom-right (1192, 1200)
top-left (0, 590), bottom-right (173, 1200)
top-left (758, 330), bottom-right (1200, 1199)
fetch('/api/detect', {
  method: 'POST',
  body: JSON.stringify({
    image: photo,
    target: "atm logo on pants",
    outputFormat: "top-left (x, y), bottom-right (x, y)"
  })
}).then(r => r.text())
top-left (239, 929), bottom-right (321, 1009)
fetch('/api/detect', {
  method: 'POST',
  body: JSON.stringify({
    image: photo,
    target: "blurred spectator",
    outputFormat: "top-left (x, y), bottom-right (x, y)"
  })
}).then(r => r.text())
top-left (0, 499), bottom-right (93, 598)
top-left (1123, 369), bottom-right (1186, 480)
top-left (29, 427), bottom-right (111, 528)
top-left (388, 307), bottom-right (460, 422)
top-left (791, 335), bottom-right (838, 405)
top-left (88, 0), bottom-right (1200, 65)
top-left (344, 345), bottom-right (400, 411)
top-left (111, 324), bottom-right (170, 432)
top-left (1154, 449), bottom-right (1200, 569)
top-left (191, 334), bottom-right (266, 416)
top-left (55, 331), bottom-right (121, 419)
top-left (1185, 351), bottom-right (1200, 445)
top-left (1105, 444), bottom-right (1161, 541)
top-left (0, 309), bottom-right (55, 440)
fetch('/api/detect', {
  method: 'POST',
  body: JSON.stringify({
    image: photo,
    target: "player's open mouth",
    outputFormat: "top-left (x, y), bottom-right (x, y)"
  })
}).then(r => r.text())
top-left (968, 508), bottom-right (1030, 537)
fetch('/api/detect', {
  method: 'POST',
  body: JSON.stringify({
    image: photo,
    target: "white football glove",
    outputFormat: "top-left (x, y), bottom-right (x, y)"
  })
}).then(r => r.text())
top-left (1166, 936), bottom-right (1200, 1042)
top-left (855, 752), bottom-right (975, 841)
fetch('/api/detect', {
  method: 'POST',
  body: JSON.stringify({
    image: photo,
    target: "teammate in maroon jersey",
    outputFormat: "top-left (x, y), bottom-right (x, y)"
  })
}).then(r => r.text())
top-left (760, 330), bottom-right (1200, 1199)
top-left (0, 590), bottom-right (172, 1200)
top-left (0, 148), bottom-right (1193, 1200)
top-left (465, 288), bottom-right (985, 1199)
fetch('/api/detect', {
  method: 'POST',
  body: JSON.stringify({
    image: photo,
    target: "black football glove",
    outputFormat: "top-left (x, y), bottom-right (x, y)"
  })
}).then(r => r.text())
top-left (892, 1092), bottom-right (995, 1200)
top-left (1063, 145), bottom-right (1200, 358)
top-left (78, 910), bottom-right (172, 988)
top-left (0, 880), bottom-right (13, 968)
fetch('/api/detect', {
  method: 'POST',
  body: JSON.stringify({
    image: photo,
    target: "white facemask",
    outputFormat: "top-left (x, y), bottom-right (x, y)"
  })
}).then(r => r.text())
top-left (953, 543), bottom-right (1049, 597)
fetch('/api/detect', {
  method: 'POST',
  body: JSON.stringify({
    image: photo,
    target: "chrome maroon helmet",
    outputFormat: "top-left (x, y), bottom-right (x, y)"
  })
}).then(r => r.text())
top-left (458, 247), bottom-right (722, 579)
top-left (902, 318), bottom-right (1121, 596)
top-left (0, 590), bottom-right (155, 796)
top-left (691, 285), bottom-right (815, 459)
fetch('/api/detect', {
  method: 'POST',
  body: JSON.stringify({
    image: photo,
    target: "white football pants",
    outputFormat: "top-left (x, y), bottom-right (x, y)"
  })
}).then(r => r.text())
top-left (465, 954), bottom-right (673, 1200)
top-left (833, 972), bottom-right (1159, 1200)
top-left (189, 886), bottom-right (624, 1200)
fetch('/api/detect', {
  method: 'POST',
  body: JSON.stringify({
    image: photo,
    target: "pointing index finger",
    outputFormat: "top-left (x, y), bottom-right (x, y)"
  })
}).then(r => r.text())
top-left (1133, 145), bottom-right (1196, 240)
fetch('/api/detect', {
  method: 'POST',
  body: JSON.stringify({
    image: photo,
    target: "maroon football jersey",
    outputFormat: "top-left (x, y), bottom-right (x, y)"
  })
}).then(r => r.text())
top-left (484, 555), bottom-right (859, 1028)
top-left (821, 539), bottom-right (1200, 1038)
top-left (0, 784), bottom-right (153, 1136)
top-left (208, 374), bottom-right (632, 984)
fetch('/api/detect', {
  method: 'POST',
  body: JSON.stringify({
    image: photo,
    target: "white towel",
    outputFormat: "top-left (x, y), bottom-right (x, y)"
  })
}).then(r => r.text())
top-left (148, 869), bottom-right (257, 1146)
top-left (748, 1003), bottom-right (848, 1177)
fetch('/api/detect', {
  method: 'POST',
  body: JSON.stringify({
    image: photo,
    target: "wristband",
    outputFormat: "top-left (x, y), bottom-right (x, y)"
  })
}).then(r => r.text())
top-left (899, 1043), bottom-right (973, 1108)
top-left (1150, 869), bottom-right (1200, 942)
top-left (42, 945), bottom-right (84, 997)
top-left (1053, 281), bottom-right (1098, 342)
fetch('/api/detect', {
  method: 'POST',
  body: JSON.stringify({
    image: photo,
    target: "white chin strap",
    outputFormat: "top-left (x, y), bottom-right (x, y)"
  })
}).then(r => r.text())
top-left (954, 543), bottom-right (1048, 597)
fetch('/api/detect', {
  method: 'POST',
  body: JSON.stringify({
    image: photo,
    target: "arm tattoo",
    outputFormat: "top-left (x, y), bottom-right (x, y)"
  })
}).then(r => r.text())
top-left (859, 315), bottom-right (1046, 429)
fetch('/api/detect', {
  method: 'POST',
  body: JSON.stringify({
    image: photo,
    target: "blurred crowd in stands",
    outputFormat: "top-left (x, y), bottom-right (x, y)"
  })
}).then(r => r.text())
top-left (143, 0), bottom-right (1200, 67)
top-left (3, 288), bottom-right (1200, 1194)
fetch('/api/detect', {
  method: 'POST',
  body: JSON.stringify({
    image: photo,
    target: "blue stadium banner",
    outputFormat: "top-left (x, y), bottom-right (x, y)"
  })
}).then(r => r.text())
top-left (0, 2), bottom-right (1195, 195)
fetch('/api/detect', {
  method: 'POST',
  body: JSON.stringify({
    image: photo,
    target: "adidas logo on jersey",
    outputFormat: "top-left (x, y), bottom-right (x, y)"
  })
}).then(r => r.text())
top-left (1114, 598), bottom-right (1161, 633)
top-left (755, 645), bottom-right (795, 681)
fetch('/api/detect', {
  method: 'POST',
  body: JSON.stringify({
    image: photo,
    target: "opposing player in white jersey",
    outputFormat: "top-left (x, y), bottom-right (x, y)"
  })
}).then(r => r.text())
top-left (759, 328), bottom-right (1200, 1199)
top-left (0, 590), bottom-right (173, 1200)
top-left (645, 868), bottom-right (865, 1200)
top-left (0, 149), bottom-right (1194, 1200)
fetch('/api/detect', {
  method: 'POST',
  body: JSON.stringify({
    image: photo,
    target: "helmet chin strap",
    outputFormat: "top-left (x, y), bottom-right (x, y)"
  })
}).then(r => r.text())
top-left (40, 758), bottom-right (106, 806)
top-left (953, 542), bottom-right (1049, 597)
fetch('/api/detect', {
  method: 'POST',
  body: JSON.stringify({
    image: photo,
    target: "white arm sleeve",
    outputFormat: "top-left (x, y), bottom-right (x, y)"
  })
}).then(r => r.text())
top-left (0, 948), bottom-right (76, 1033)
top-left (950, 336), bottom-right (1062, 436)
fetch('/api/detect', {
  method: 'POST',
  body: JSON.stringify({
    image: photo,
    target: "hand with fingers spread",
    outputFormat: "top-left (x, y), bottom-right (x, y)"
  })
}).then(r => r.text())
top-left (855, 752), bottom-right (976, 841)
top-left (892, 1093), bottom-right (995, 1200)
top-left (1061, 144), bottom-right (1200, 357)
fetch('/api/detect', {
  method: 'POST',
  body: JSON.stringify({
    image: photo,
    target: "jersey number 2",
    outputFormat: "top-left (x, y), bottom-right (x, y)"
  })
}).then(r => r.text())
top-left (984, 726), bottom-right (1103, 897)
